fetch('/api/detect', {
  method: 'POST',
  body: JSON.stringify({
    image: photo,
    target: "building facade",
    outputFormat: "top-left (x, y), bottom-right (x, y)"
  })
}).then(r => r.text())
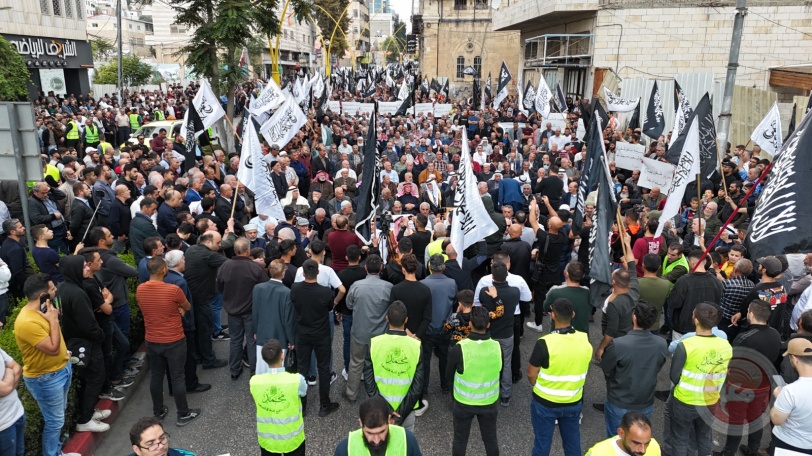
top-left (414, 0), bottom-right (521, 99)
top-left (343, 0), bottom-right (371, 67)
top-left (493, 0), bottom-right (812, 102)
top-left (1, 0), bottom-right (94, 99)
top-left (87, 15), bottom-right (153, 58)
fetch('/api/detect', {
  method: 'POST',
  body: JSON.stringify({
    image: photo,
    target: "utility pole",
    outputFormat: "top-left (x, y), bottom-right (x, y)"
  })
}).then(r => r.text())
top-left (717, 0), bottom-right (747, 149)
top-left (116, 0), bottom-right (123, 100)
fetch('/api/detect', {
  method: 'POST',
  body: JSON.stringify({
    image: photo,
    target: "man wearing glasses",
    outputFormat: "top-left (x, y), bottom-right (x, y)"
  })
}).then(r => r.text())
top-left (128, 416), bottom-right (196, 456)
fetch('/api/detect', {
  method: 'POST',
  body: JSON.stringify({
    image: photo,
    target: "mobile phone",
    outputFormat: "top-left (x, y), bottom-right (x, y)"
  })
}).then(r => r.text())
top-left (40, 295), bottom-right (49, 313)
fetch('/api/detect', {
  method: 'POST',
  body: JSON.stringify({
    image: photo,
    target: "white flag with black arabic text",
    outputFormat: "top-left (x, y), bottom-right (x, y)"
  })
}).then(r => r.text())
top-left (750, 101), bottom-right (782, 156)
top-left (237, 119), bottom-right (285, 221)
top-left (180, 79), bottom-right (225, 138)
top-left (248, 78), bottom-right (285, 116)
top-left (655, 115), bottom-right (701, 238)
top-left (259, 95), bottom-right (308, 150)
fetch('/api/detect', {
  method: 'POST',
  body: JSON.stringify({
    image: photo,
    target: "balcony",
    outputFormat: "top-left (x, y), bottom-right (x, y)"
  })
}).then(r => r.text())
top-left (493, 0), bottom-right (600, 31)
top-left (524, 34), bottom-right (593, 68)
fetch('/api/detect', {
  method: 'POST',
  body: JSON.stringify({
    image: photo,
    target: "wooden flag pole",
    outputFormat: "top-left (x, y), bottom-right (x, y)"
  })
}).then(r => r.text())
top-left (616, 207), bottom-right (628, 259)
top-left (697, 173), bottom-right (703, 239)
top-left (223, 115), bottom-right (242, 142)
top-left (716, 139), bottom-right (728, 196)
top-left (230, 179), bottom-right (241, 220)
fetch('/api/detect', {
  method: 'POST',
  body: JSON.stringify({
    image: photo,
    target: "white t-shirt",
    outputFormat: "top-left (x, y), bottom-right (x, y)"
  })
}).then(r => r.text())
top-left (473, 273), bottom-right (532, 315)
top-left (0, 348), bottom-right (24, 432)
top-left (772, 377), bottom-right (812, 449)
top-left (294, 263), bottom-right (342, 290)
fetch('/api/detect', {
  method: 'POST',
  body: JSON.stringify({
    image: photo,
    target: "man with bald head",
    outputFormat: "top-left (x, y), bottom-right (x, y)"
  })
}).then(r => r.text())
top-left (217, 237), bottom-right (269, 378)
top-left (500, 223), bottom-right (533, 286)
top-left (642, 187), bottom-right (665, 211)
top-left (214, 183), bottom-right (244, 232)
top-left (526, 197), bottom-right (569, 332)
top-left (109, 184), bottom-right (133, 252)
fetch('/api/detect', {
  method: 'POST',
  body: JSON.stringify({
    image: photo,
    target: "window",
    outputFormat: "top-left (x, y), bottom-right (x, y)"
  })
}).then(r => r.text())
top-left (128, 23), bottom-right (132, 29)
top-left (76, 0), bottom-right (83, 18)
top-left (456, 56), bottom-right (465, 78)
top-left (41, 0), bottom-right (51, 15)
top-left (64, 0), bottom-right (73, 17)
top-left (524, 41), bottom-right (538, 60)
top-left (52, 0), bottom-right (62, 16)
top-left (170, 24), bottom-right (187, 34)
top-left (454, 0), bottom-right (466, 10)
top-left (475, 0), bottom-right (488, 9)
top-left (473, 56), bottom-right (481, 76)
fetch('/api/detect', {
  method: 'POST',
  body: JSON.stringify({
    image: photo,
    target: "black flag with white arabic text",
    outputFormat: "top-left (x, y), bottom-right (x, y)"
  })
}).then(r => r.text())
top-left (746, 107), bottom-right (812, 259)
top-left (643, 81), bottom-right (665, 140)
top-left (589, 154), bottom-right (617, 287)
top-left (574, 115), bottom-right (604, 231)
top-left (355, 111), bottom-right (381, 244)
top-left (553, 83), bottom-right (567, 113)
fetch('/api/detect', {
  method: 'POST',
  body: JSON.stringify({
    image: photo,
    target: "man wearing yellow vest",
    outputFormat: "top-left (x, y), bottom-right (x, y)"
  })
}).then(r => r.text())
top-left (660, 243), bottom-right (689, 335)
top-left (527, 298), bottom-right (592, 456)
top-left (364, 301), bottom-right (424, 434)
top-left (333, 396), bottom-right (423, 456)
top-left (664, 302), bottom-right (732, 456)
top-left (446, 306), bottom-right (501, 456)
top-left (250, 339), bottom-right (307, 456)
top-left (83, 117), bottom-right (100, 153)
top-left (585, 411), bottom-right (661, 456)
top-left (423, 224), bottom-right (448, 265)
top-left (129, 108), bottom-right (142, 132)
top-left (65, 115), bottom-right (81, 153)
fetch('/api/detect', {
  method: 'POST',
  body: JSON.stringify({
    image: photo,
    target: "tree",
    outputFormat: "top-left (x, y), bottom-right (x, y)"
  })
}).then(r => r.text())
top-left (392, 14), bottom-right (407, 46)
top-left (93, 54), bottom-right (153, 86)
top-left (0, 36), bottom-right (31, 101)
top-left (314, 0), bottom-right (350, 58)
top-left (91, 37), bottom-right (115, 60)
top-left (381, 36), bottom-right (404, 63)
top-left (171, 0), bottom-right (311, 153)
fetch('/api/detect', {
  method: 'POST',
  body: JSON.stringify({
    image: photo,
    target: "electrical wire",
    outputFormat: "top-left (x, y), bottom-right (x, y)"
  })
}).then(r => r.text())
top-left (749, 11), bottom-right (812, 40)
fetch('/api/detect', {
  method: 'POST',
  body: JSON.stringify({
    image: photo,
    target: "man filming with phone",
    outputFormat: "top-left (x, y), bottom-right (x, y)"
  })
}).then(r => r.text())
top-left (13, 273), bottom-right (80, 456)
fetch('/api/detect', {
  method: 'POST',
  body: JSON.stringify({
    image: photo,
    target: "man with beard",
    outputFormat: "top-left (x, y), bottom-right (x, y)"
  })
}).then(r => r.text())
top-left (333, 395), bottom-right (423, 456)
top-left (585, 411), bottom-right (661, 456)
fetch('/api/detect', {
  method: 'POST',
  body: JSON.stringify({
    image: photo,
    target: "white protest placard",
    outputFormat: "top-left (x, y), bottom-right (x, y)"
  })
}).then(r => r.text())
top-left (358, 103), bottom-right (375, 116)
top-left (326, 100), bottom-right (341, 114)
top-left (415, 103), bottom-right (434, 117)
top-left (342, 101), bottom-right (361, 116)
top-left (377, 101), bottom-right (401, 115)
top-left (433, 103), bottom-right (453, 117)
top-left (499, 122), bottom-right (526, 142)
top-left (638, 157), bottom-right (675, 193)
top-left (545, 113), bottom-right (569, 132)
top-left (614, 142), bottom-right (646, 171)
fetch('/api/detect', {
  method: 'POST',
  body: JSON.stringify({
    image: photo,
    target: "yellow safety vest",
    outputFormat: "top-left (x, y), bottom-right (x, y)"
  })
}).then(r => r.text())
top-left (370, 333), bottom-right (420, 411)
top-left (453, 338), bottom-right (501, 406)
top-left (426, 238), bottom-right (448, 263)
top-left (44, 164), bottom-right (60, 183)
top-left (84, 125), bottom-right (99, 143)
top-left (249, 371), bottom-right (305, 454)
top-left (129, 113), bottom-right (141, 130)
top-left (532, 331), bottom-right (592, 404)
top-left (348, 425), bottom-right (407, 456)
top-left (662, 255), bottom-right (689, 289)
top-left (66, 120), bottom-right (80, 140)
top-left (586, 436), bottom-right (661, 456)
top-left (154, 110), bottom-right (164, 121)
top-left (673, 335), bottom-right (731, 406)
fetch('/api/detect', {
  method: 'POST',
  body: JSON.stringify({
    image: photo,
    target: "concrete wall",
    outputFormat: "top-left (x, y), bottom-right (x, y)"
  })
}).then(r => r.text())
top-left (0, 0), bottom-right (88, 41)
top-left (592, 5), bottom-right (812, 94)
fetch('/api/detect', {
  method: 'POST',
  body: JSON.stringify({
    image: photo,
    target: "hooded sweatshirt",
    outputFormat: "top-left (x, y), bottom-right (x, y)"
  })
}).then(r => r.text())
top-left (58, 255), bottom-right (105, 344)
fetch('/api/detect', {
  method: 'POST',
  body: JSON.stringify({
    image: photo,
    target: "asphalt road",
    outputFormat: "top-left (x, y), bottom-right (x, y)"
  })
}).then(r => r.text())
top-left (93, 312), bottom-right (754, 456)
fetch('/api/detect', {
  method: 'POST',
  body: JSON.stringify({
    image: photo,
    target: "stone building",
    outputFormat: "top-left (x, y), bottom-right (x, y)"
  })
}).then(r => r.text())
top-left (493, 0), bottom-right (812, 101)
top-left (413, 0), bottom-right (521, 99)
top-left (0, 0), bottom-right (94, 99)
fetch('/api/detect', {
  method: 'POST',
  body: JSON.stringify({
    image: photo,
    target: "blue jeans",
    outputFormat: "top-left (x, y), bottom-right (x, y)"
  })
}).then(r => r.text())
top-left (108, 319), bottom-right (130, 380)
top-left (23, 363), bottom-right (72, 456)
top-left (309, 313), bottom-right (334, 377)
top-left (604, 401), bottom-right (653, 438)
top-left (0, 414), bottom-right (25, 456)
top-left (211, 293), bottom-right (223, 335)
top-left (342, 313), bottom-right (353, 372)
top-left (530, 399), bottom-right (582, 456)
top-left (112, 304), bottom-right (131, 342)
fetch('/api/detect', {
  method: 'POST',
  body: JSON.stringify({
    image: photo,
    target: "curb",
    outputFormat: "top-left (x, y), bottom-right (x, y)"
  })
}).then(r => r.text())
top-left (62, 345), bottom-right (148, 455)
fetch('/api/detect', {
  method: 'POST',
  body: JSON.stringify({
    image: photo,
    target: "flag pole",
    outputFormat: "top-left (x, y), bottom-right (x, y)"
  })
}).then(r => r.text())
top-left (697, 173), bottom-right (703, 239)
top-left (223, 115), bottom-right (242, 142)
top-left (716, 139), bottom-right (728, 195)
top-left (616, 207), bottom-right (628, 259)
top-left (230, 179), bottom-right (241, 220)
top-left (690, 161), bottom-right (773, 272)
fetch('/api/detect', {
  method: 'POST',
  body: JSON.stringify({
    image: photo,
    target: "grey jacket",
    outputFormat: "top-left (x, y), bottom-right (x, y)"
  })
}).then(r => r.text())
top-left (347, 275), bottom-right (393, 345)
top-left (421, 273), bottom-right (458, 333)
top-left (252, 279), bottom-right (296, 348)
top-left (601, 261), bottom-right (640, 339)
top-left (602, 330), bottom-right (668, 409)
top-left (96, 249), bottom-right (138, 308)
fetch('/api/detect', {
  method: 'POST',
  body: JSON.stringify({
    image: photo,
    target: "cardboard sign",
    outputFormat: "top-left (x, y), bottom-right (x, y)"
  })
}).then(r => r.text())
top-left (638, 157), bottom-right (675, 193)
top-left (433, 104), bottom-right (453, 117)
top-left (614, 142), bottom-right (646, 171)
top-left (415, 103), bottom-right (434, 117)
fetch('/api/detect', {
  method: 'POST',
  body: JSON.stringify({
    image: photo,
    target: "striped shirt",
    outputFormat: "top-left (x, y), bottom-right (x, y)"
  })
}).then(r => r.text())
top-left (136, 281), bottom-right (187, 344)
top-left (720, 276), bottom-right (755, 319)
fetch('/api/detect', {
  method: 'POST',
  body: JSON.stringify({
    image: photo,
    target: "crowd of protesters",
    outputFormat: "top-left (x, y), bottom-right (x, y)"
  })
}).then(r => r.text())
top-left (0, 74), bottom-right (810, 456)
